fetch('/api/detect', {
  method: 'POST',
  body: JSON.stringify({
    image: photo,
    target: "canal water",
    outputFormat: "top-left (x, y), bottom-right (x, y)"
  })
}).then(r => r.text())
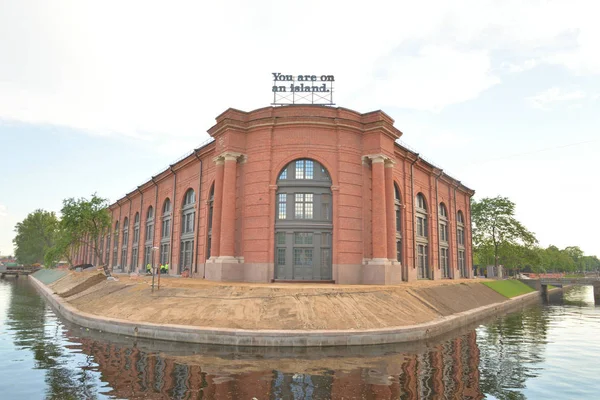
top-left (0, 279), bottom-right (599, 400)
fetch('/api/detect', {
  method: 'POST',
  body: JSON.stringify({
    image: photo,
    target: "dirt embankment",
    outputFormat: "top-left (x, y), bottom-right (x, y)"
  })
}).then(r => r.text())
top-left (46, 272), bottom-right (507, 331)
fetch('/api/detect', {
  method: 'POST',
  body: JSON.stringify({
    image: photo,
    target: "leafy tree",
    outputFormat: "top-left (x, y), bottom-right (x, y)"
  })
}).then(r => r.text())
top-left (539, 245), bottom-right (576, 273)
top-left (472, 196), bottom-right (537, 270)
top-left (46, 194), bottom-right (111, 274)
top-left (13, 210), bottom-right (58, 264)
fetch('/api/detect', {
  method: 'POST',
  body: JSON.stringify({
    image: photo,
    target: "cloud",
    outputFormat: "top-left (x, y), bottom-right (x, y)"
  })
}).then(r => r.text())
top-left (0, 0), bottom-right (599, 141)
top-left (500, 59), bottom-right (539, 74)
top-left (527, 88), bottom-right (586, 110)
top-left (354, 46), bottom-right (500, 112)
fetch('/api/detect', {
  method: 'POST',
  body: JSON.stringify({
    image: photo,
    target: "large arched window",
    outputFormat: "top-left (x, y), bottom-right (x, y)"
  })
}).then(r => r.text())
top-left (415, 193), bottom-right (429, 279)
top-left (144, 206), bottom-right (154, 270)
top-left (206, 185), bottom-right (214, 260)
top-left (160, 198), bottom-right (171, 270)
top-left (131, 212), bottom-right (140, 272)
top-left (275, 159), bottom-right (332, 281)
top-left (180, 189), bottom-right (195, 274)
top-left (394, 184), bottom-right (403, 264)
top-left (121, 217), bottom-right (129, 271)
top-left (457, 211), bottom-right (466, 277)
top-left (112, 221), bottom-right (119, 267)
top-left (439, 203), bottom-right (449, 278)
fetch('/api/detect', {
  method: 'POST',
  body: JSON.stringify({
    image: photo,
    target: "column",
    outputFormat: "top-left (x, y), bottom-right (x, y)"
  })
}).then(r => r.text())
top-left (370, 155), bottom-right (387, 259)
top-left (209, 157), bottom-right (225, 258)
top-left (219, 152), bottom-right (241, 257)
top-left (384, 159), bottom-right (396, 261)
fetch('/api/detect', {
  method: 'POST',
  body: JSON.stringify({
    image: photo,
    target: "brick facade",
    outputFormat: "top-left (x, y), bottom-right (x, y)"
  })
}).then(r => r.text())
top-left (74, 106), bottom-right (474, 284)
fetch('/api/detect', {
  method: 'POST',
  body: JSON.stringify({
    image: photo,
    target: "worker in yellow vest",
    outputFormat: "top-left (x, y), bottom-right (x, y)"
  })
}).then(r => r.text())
top-left (146, 263), bottom-right (152, 275)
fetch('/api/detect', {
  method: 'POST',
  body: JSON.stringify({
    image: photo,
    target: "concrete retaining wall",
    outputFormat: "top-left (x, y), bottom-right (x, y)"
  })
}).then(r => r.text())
top-left (30, 275), bottom-right (541, 347)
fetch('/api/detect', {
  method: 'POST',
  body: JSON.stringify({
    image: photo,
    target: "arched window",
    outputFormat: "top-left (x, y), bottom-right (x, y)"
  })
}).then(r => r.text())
top-left (457, 211), bottom-right (466, 277)
top-left (160, 198), bottom-right (172, 271)
top-left (275, 159), bottom-right (332, 281)
top-left (415, 193), bottom-right (429, 279)
top-left (206, 185), bottom-right (214, 259)
top-left (180, 189), bottom-right (195, 274)
top-left (439, 203), bottom-right (449, 278)
top-left (394, 184), bottom-right (402, 264)
top-left (131, 212), bottom-right (140, 272)
top-left (121, 217), bottom-right (129, 271)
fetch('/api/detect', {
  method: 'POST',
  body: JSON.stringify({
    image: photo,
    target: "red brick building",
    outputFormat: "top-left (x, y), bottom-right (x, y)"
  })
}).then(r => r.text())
top-left (75, 105), bottom-right (474, 283)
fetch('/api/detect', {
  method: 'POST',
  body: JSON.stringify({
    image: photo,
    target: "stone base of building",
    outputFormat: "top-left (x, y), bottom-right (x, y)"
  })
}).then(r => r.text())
top-left (204, 256), bottom-right (245, 282)
top-left (204, 260), bottom-right (412, 285)
top-left (361, 258), bottom-right (403, 285)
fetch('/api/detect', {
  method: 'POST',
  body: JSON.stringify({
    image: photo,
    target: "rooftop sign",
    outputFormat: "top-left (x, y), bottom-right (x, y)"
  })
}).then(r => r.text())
top-left (271, 72), bottom-right (335, 106)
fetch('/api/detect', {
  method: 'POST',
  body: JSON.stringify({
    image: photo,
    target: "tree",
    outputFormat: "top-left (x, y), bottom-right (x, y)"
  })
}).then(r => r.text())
top-left (472, 196), bottom-right (537, 270)
top-left (13, 210), bottom-right (58, 264)
top-left (46, 194), bottom-right (111, 275)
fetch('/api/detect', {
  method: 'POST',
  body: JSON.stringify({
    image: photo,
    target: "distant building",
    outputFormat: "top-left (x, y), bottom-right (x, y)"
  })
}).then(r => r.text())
top-left (73, 106), bottom-right (474, 284)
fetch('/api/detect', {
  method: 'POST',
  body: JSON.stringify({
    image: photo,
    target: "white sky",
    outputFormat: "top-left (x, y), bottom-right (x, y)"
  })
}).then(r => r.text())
top-left (1, 0), bottom-right (598, 257)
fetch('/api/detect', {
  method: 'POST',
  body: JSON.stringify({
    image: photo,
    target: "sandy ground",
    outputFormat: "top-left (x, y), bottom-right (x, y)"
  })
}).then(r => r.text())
top-left (47, 271), bottom-right (506, 331)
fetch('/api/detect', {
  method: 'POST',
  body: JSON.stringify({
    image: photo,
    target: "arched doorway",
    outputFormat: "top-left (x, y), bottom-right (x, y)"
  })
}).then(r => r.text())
top-left (275, 159), bottom-right (332, 281)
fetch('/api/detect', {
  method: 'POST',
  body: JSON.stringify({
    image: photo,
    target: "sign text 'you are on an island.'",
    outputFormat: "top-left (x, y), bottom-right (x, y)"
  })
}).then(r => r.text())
top-left (271, 72), bottom-right (335, 105)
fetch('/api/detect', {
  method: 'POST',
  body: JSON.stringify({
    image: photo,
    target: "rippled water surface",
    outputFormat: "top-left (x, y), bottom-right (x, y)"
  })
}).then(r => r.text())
top-left (1, 278), bottom-right (599, 399)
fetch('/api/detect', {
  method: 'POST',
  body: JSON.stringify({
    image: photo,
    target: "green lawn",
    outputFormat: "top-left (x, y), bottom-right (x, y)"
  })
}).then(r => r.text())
top-left (482, 280), bottom-right (535, 298)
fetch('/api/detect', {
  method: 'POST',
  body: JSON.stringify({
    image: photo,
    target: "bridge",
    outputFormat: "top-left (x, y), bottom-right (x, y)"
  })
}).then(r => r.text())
top-left (0, 265), bottom-right (38, 278)
top-left (538, 277), bottom-right (600, 302)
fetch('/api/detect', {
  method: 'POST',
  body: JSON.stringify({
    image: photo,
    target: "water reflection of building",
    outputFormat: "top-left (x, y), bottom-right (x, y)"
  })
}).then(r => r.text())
top-left (75, 331), bottom-right (483, 399)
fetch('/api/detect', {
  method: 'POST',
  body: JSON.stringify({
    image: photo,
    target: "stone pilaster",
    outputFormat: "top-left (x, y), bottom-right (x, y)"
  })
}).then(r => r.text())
top-left (209, 157), bottom-right (224, 258)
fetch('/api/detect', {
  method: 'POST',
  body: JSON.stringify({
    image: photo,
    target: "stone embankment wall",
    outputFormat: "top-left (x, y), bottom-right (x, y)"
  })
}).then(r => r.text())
top-left (30, 271), bottom-right (543, 347)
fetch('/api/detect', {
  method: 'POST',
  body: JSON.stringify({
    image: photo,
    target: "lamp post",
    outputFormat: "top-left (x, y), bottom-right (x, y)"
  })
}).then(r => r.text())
top-left (151, 246), bottom-right (159, 291)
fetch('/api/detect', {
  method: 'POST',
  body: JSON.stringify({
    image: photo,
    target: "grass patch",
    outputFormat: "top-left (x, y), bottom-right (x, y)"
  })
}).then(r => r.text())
top-left (482, 280), bottom-right (535, 298)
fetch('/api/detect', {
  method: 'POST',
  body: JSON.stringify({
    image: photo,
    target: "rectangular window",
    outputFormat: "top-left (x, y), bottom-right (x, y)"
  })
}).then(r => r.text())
top-left (296, 160), bottom-right (304, 179)
top-left (144, 246), bottom-right (152, 268)
top-left (458, 250), bottom-right (465, 277)
top-left (294, 233), bottom-right (313, 245)
top-left (396, 208), bottom-right (401, 232)
top-left (162, 219), bottom-right (171, 238)
top-left (133, 227), bottom-right (139, 244)
top-left (417, 216), bottom-right (427, 237)
top-left (321, 232), bottom-right (331, 246)
top-left (417, 244), bottom-right (428, 277)
top-left (396, 240), bottom-right (402, 262)
top-left (121, 248), bottom-right (128, 269)
top-left (160, 243), bottom-right (169, 265)
top-left (294, 193), bottom-right (313, 219)
top-left (180, 239), bottom-right (194, 270)
top-left (277, 248), bottom-right (286, 265)
top-left (112, 248), bottom-right (118, 267)
top-left (146, 224), bottom-right (153, 242)
top-left (439, 223), bottom-right (448, 242)
top-left (305, 160), bottom-right (313, 179)
top-left (131, 247), bottom-right (138, 270)
top-left (183, 213), bottom-right (195, 234)
top-left (321, 248), bottom-right (331, 268)
top-left (457, 227), bottom-right (465, 246)
top-left (440, 247), bottom-right (448, 277)
top-left (278, 194), bottom-right (287, 220)
top-left (294, 248), bottom-right (313, 265)
top-left (277, 232), bottom-right (286, 245)
top-left (321, 194), bottom-right (330, 220)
